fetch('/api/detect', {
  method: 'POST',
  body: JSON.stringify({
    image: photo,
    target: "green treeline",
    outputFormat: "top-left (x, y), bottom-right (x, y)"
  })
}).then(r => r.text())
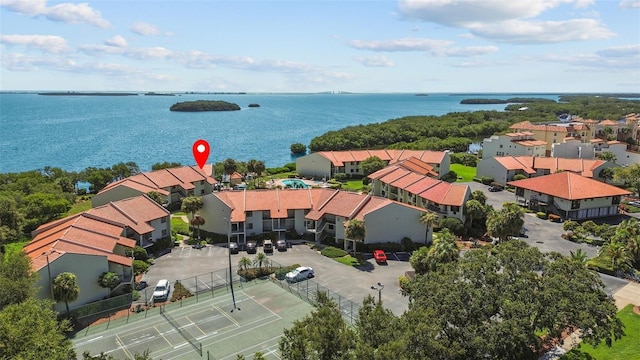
top-left (169, 100), bottom-right (241, 112)
top-left (460, 97), bottom-right (557, 104)
top-left (309, 96), bottom-right (640, 152)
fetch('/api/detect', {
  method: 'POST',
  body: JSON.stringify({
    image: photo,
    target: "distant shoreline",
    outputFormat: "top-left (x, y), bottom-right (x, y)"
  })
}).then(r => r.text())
top-left (38, 92), bottom-right (138, 96)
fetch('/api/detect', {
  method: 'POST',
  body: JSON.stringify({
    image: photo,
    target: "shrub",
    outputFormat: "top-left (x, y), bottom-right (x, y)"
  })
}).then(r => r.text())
top-left (439, 218), bottom-right (464, 236)
top-left (273, 264), bottom-right (301, 280)
top-left (133, 260), bottom-right (149, 275)
top-left (170, 281), bottom-right (193, 302)
top-left (284, 162), bottom-right (296, 171)
top-left (513, 174), bottom-right (527, 181)
top-left (132, 290), bottom-right (140, 301)
top-left (450, 153), bottom-right (478, 167)
top-left (536, 212), bottom-right (548, 219)
top-left (334, 173), bottom-right (348, 182)
top-left (133, 246), bottom-right (148, 261)
top-left (321, 246), bottom-right (348, 258)
top-left (443, 171), bottom-right (458, 182)
top-left (401, 237), bottom-right (415, 252)
top-left (480, 176), bottom-right (494, 185)
top-left (473, 177), bottom-right (482, 183)
top-left (398, 275), bottom-right (410, 295)
top-left (362, 177), bottom-right (370, 185)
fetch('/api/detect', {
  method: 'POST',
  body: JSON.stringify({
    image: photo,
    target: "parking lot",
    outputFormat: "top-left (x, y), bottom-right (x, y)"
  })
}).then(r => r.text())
top-left (142, 243), bottom-right (413, 316)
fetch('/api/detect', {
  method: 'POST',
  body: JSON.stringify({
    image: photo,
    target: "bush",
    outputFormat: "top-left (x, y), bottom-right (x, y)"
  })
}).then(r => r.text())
top-left (273, 264), bottom-right (301, 280)
top-left (513, 174), bottom-right (527, 181)
top-left (443, 171), bottom-right (458, 182)
top-left (480, 176), bottom-right (494, 185)
top-left (133, 246), bottom-right (148, 261)
top-left (334, 173), bottom-right (348, 182)
top-left (132, 290), bottom-right (140, 301)
top-left (321, 246), bottom-right (348, 258)
top-left (362, 177), bottom-right (370, 185)
top-left (290, 143), bottom-right (307, 154)
top-left (401, 237), bottom-right (416, 252)
top-left (170, 281), bottom-right (193, 302)
top-left (133, 260), bottom-right (149, 275)
top-left (439, 218), bottom-right (464, 236)
top-left (266, 166), bottom-right (290, 174)
top-left (450, 153), bottom-right (478, 167)
top-left (284, 162), bottom-right (296, 171)
top-left (536, 212), bottom-right (548, 219)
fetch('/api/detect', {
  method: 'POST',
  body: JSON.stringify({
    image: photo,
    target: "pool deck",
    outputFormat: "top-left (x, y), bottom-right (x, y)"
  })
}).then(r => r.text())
top-left (269, 178), bottom-right (329, 189)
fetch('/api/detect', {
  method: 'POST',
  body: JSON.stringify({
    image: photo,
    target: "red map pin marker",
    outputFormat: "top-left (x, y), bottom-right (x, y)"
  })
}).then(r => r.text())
top-left (192, 140), bottom-right (210, 169)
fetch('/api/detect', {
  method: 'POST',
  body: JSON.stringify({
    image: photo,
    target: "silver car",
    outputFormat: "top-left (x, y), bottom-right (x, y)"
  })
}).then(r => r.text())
top-left (285, 266), bottom-right (314, 282)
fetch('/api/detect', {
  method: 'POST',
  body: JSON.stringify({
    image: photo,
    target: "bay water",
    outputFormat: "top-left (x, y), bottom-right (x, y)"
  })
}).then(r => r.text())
top-left (0, 93), bottom-right (559, 173)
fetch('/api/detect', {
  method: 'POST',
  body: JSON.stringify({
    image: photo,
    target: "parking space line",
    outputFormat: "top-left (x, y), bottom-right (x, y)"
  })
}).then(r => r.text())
top-left (391, 252), bottom-right (400, 261)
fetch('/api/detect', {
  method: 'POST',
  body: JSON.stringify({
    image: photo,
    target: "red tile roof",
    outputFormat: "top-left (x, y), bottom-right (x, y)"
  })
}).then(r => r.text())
top-left (315, 150), bottom-right (447, 167)
top-left (99, 165), bottom-right (216, 195)
top-left (87, 195), bottom-right (169, 235)
top-left (25, 213), bottom-right (135, 272)
top-left (493, 156), bottom-right (606, 178)
top-left (509, 121), bottom-right (591, 132)
top-left (507, 172), bottom-right (630, 200)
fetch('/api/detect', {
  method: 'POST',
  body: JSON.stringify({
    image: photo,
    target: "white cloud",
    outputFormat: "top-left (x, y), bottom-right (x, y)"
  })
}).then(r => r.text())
top-left (596, 44), bottom-right (640, 57)
top-left (539, 52), bottom-right (639, 69)
top-left (353, 55), bottom-right (395, 67)
top-left (1, 52), bottom-right (76, 71)
top-left (179, 51), bottom-right (255, 69)
top-left (348, 37), bottom-right (452, 51)
top-left (619, 0), bottom-right (640, 8)
top-left (0, 34), bottom-right (71, 53)
top-left (131, 22), bottom-right (171, 36)
top-left (105, 35), bottom-right (127, 48)
top-left (432, 45), bottom-right (498, 57)
top-left (397, 0), bottom-right (613, 44)
top-left (79, 44), bottom-right (173, 60)
top-left (0, 0), bottom-right (110, 28)
top-left (469, 18), bottom-right (614, 44)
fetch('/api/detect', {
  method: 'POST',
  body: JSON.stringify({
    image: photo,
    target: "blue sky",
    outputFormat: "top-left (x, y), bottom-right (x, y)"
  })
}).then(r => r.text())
top-left (1, 0), bottom-right (639, 93)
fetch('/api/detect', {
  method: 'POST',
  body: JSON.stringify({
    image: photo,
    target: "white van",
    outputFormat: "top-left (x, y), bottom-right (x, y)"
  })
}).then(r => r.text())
top-left (152, 279), bottom-right (170, 302)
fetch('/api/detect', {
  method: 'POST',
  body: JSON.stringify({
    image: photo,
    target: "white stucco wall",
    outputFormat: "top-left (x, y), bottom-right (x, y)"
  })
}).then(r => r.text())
top-left (35, 253), bottom-right (110, 314)
top-left (92, 186), bottom-right (145, 207)
top-left (149, 217), bottom-right (170, 240)
top-left (200, 194), bottom-right (233, 235)
top-left (363, 203), bottom-right (425, 244)
top-left (296, 153), bottom-right (333, 178)
top-left (476, 158), bottom-right (509, 185)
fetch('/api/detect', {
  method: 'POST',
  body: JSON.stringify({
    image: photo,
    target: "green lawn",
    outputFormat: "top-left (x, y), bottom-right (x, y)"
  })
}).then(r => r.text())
top-left (171, 215), bottom-right (190, 235)
top-left (450, 164), bottom-right (477, 182)
top-left (333, 255), bottom-right (367, 266)
top-left (65, 198), bottom-right (93, 216)
top-left (342, 179), bottom-right (365, 191)
top-left (562, 304), bottom-right (640, 360)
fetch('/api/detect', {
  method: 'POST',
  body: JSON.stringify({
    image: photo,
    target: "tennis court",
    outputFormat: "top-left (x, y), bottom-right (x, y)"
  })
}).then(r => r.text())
top-left (72, 281), bottom-right (314, 359)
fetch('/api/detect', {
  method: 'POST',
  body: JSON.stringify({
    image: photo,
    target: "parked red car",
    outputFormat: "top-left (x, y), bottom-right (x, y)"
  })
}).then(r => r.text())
top-left (373, 250), bottom-right (387, 263)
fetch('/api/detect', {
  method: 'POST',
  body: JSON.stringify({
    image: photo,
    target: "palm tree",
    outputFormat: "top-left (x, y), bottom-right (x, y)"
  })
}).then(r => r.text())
top-left (254, 252), bottom-right (268, 271)
top-left (569, 249), bottom-right (589, 267)
top-left (190, 214), bottom-right (205, 240)
top-left (470, 190), bottom-right (487, 205)
top-left (181, 196), bottom-right (203, 236)
top-left (427, 229), bottom-right (459, 271)
top-left (600, 240), bottom-right (633, 272)
top-left (344, 219), bottom-right (366, 253)
top-left (238, 256), bottom-right (252, 271)
top-left (52, 272), bottom-right (80, 316)
top-left (222, 158), bottom-right (238, 184)
top-left (464, 199), bottom-right (485, 231)
top-left (247, 159), bottom-right (258, 186)
top-left (419, 211), bottom-right (439, 245)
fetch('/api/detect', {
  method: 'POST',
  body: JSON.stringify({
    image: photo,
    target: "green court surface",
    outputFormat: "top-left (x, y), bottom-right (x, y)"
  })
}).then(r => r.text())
top-left (72, 281), bottom-right (314, 360)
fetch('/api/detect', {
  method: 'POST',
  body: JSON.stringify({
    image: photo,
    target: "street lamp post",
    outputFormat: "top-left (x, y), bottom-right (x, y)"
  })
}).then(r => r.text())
top-left (370, 282), bottom-right (384, 304)
top-left (225, 217), bottom-right (238, 311)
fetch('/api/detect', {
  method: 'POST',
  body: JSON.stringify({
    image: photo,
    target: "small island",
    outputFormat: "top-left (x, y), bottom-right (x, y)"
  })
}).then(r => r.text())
top-left (169, 100), bottom-right (241, 112)
top-left (248, 103), bottom-right (260, 108)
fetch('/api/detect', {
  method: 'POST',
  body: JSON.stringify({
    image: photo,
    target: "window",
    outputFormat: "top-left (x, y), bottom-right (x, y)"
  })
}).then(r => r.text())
top-left (161, 217), bottom-right (167, 223)
top-left (162, 229), bottom-right (167, 236)
top-left (571, 200), bottom-right (580, 210)
top-left (200, 189), bottom-right (204, 195)
top-left (200, 180), bottom-right (205, 185)
top-left (247, 223), bottom-right (253, 230)
top-left (499, 144), bottom-right (503, 148)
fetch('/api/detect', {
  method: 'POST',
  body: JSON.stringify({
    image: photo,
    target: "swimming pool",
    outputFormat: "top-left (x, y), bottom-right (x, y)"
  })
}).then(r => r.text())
top-left (281, 179), bottom-right (309, 189)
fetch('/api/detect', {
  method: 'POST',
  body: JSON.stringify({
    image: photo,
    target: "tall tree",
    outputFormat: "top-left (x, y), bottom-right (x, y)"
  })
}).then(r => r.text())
top-left (181, 196), bottom-right (203, 236)
top-left (0, 251), bottom-right (36, 309)
top-left (344, 219), bottom-right (366, 253)
top-left (470, 189), bottom-right (487, 205)
top-left (486, 203), bottom-right (524, 242)
top-left (595, 151), bottom-right (617, 163)
top-left (614, 163), bottom-right (640, 196)
top-left (145, 191), bottom-right (165, 206)
top-left (426, 229), bottom-right (459, 271)
top-left (599, 167), bottom-right (615, 183)
top-left (464, 199), bottom-right (485, 230)
top-left (0, 299), bottom-right (76, 360)
top-left (419, 211), bottom-right (439, 245)
top-left (238, 256), bottom-right (252, 271)
top-left (190, 214), bottom-right (206, 240)
top-left (279, 291), bottom-right (356, 360)
top-left (111, 161), bottom-right (140, 180)
top-left (360, 156), bottom-right (387, 176)
top-left (599, 240), bottom-right (633, 272)
top-left (254, 252), bottom-right (268, 270)
top-left (223, 158), bottom-right (238, 180)
top-left (98, 271), bottom-right (120, 297)
top-left (52, 272), bottom-right (80, 316)
top-left (151, 161), bottom-right (182, 170)
top-left (409, 246), bottom-right (431, 275)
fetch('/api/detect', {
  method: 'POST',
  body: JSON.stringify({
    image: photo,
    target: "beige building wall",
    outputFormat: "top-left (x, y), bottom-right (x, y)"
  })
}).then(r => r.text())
top-left (200, 194), bottom-right (233, 235)
top-left (92, 186), bottom-right (144, 207)
top-left (476, 158), bottom-right (510, 185)
top-left (363, 203), bottom-right (425, 244)
top-left (35, 253), bottom-right (110, 313)
top-left (296, 153), bottom-right (333, 179)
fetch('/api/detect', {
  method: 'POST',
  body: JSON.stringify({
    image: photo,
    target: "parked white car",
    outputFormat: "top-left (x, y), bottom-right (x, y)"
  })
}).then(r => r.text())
top-left (285, 266), bottom-right (314, 282)
top-left (152, 279), bottom-right (170, 302)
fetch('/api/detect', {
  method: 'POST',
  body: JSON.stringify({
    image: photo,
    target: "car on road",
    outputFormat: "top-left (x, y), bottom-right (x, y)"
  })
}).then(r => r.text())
top-left (277, 240), bottom-right (287, 251)
top-left (488, 186), bottom-right (503, 192)
top-left (135, 280), bottom-right (148, 291)
top-left (263, 239), bottom-right (274, 253)
top-left (152, 279), bottom-right (170, 302)
top-left (229, 242), bottom-right (238, 254)
top-left (373, 250), bottom-right (387, 264)
top-left (246, 241), bottom-right (257, 254)
top-left (286, 266), bottom-right (314, 282)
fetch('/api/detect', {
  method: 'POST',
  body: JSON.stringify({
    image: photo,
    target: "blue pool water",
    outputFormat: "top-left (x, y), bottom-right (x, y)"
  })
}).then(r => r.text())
top-left (282, 179), bottom-right (309, 189)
